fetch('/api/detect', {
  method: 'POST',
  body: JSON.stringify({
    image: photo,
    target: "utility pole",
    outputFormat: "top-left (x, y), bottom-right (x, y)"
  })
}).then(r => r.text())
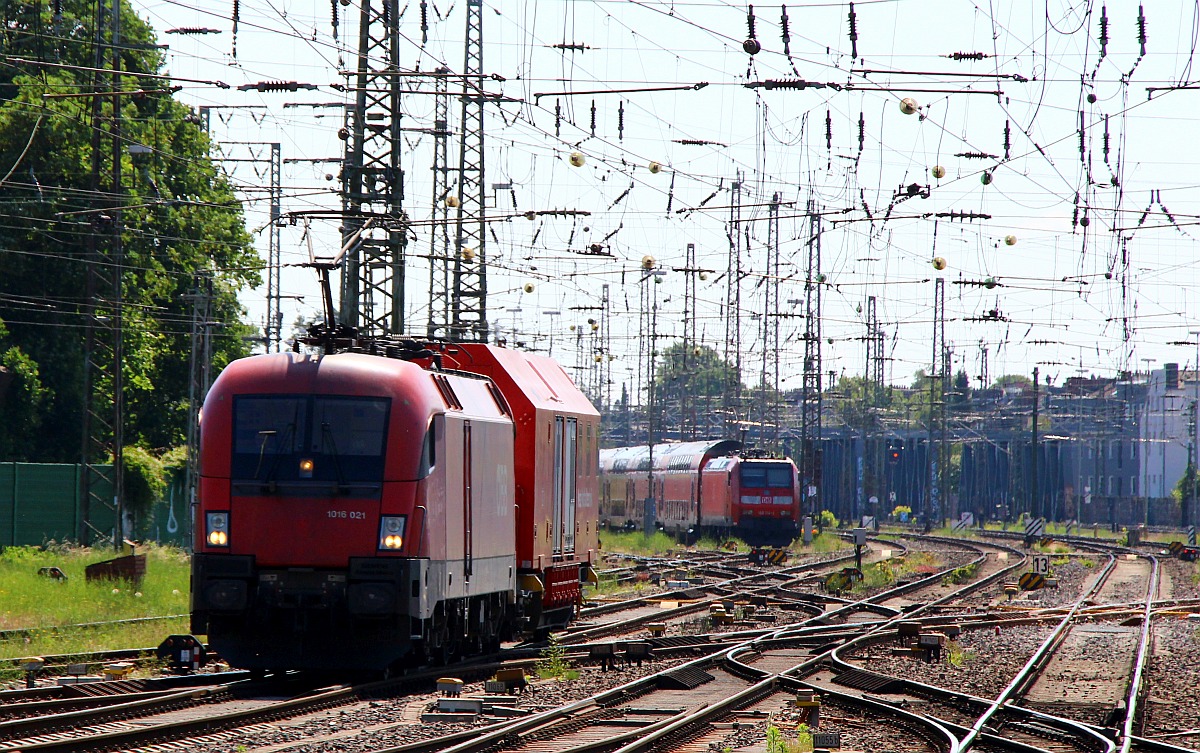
top-left (184, 273), bottom-right (214, 550)
top-left (1189, 400), bottom-right (1197, 530)
top-left (450, 0), bottom-right (488, 342)
top-left (80, 0), bottom-right (125, 548)
top-left (209, 141), bottom-right (283, 350)
top-left (1032, 365), bottom-right (1040, 520)
top-left (643, 264), bottom-right (662, 534)
top-left (600, 284), bottom-right (611, 411)
top-left (859, 295), bottom-right (881, 523)
top-left (761, 193), bottom-right (781, 449)
top-left (340, 0), bottom-right (407, 336)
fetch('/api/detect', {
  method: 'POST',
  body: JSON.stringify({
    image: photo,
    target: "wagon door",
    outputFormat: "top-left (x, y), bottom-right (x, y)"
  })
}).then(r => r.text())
top-left (562, 417), bottom-right (577, 554)
top-left (552, 417), bottom-right (563, 555)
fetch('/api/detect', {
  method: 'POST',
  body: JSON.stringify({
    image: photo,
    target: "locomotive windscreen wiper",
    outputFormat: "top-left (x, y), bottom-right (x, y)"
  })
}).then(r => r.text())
top-left (261, 423), bottom-right (297, 490)
top-left (321, 422), bottom-right (348, 493)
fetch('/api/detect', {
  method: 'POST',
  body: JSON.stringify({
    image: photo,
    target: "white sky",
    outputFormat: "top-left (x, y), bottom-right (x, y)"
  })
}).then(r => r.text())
top-left (132, 0), bottom-right (1200, 407)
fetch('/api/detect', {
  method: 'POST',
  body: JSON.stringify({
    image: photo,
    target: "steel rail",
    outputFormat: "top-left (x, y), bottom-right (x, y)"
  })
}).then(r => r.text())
top-left (956, 552), bottom-right (1119, 752)
top-left (1119, 553), bottom-right (1161, 753)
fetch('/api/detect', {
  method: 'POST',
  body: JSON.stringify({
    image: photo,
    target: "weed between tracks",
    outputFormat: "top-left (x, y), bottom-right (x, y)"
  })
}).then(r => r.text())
top-left (599, 530), bottom-right (682, 556)
top-left (0, 543), bottom-right (191, 662)
top-left (942, 561), bottom-right (980, 585)
top-left (946, 641), bottom-right (975, 668)
top-left (535, 635), bottom-right (579, 681)
top-left (765, 723), bottom-right (814, 752)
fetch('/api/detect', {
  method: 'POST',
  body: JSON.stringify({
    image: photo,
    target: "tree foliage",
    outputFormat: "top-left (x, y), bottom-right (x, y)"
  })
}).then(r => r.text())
top-left (655, 342), bottom-right (741, 398)
top-left (0, 0), bottom-right (260, 460)
top-left (0, 319), bottom-right (49, 460)
top-left (993, 374), bottom-right (1033, 390)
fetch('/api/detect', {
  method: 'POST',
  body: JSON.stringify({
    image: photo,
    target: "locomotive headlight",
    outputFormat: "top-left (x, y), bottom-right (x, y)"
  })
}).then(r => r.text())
top-left (206, 512), bottom-right (230, 548)
top-left (378, 516), bottom-right (406, 551)
top-left (299, 458), bottom-right (314, 478)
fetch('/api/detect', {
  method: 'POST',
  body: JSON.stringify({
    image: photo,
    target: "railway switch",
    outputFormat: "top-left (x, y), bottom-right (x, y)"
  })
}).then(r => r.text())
top-left (896, 621), bottom-right (923, 646)
top-left (103, 662), bottom-right (135, 680)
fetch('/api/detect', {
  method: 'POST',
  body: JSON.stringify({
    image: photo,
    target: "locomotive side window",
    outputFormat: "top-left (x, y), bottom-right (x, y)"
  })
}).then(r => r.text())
top-left (416, 418), bottom-right (438, 479)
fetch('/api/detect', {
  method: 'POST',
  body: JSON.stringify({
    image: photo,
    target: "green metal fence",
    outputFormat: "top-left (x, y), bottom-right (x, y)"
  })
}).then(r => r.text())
top-left (0, 463), bottom-right (190, 549)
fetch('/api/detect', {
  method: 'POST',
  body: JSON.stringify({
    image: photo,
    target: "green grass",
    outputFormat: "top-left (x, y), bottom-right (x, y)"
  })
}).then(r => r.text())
top-left (583, 572), bottom-right (629, 599)
top-left (0, 544), bottom-right (192, 661)
top-left (942, 561), bottom-right (980, 585)
top-left (796, 531), bottom-right (851, 553)
top-left (599, 530), bottom-right (682, 556)
top-left (859, 560), bottom-right (896, 589)
top-left (1035, 540), bottom-right (1071, 554)
top-left (534, 634), bottom-right (576, 680)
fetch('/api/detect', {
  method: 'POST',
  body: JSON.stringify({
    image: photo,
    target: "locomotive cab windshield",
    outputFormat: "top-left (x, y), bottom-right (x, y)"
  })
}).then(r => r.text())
top-left (738, 461), bottom-right (794, 490)
top-left (231, 395), bottom-right (391, 494)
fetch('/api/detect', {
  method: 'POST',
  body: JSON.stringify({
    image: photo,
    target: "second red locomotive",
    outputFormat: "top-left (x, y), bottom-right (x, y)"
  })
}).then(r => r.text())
top-left (190, 341), bottom-right (599, 672)
top-left (598, 440), bottom-right (800, 545)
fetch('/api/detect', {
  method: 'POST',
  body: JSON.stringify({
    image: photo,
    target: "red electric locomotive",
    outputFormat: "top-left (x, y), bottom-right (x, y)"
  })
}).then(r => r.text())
top-left (190, 340), bottom-right (599, 672)
top-left (598, 440), bottom-right (800, 545)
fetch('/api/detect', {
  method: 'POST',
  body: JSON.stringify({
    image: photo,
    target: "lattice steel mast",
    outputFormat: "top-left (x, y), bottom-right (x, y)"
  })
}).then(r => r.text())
top-left (427, 68), bottom-right (453, 338)
top-left (682, 242), bottom-right (698, 440)
top-left (927, 276), bottom-right (947, 528)
top-left (340, 0), bottom-right (406, 336)
top-left (450, 0), bottom-right (488, 342)
top-left (724, 173), bottom-right (744, 435)
top-left (799, 200), bottom-right (823, 518)
top-left (761, 194), bottom-right (781, 448)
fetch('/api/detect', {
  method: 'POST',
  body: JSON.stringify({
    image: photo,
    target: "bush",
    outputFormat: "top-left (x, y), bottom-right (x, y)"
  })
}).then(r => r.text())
top-left (817, 510), bottom-right (838, 530)
top-left (122, 446), bottom-right (168, 520)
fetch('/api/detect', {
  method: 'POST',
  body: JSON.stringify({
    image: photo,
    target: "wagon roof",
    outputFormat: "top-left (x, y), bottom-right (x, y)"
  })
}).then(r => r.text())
top-left (598, 439), bottom-right (742, 473)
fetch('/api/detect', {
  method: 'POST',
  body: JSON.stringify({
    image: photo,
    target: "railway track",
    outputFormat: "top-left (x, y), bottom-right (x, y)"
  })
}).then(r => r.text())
top-left (7, 536), bottom-right (1198, 753)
